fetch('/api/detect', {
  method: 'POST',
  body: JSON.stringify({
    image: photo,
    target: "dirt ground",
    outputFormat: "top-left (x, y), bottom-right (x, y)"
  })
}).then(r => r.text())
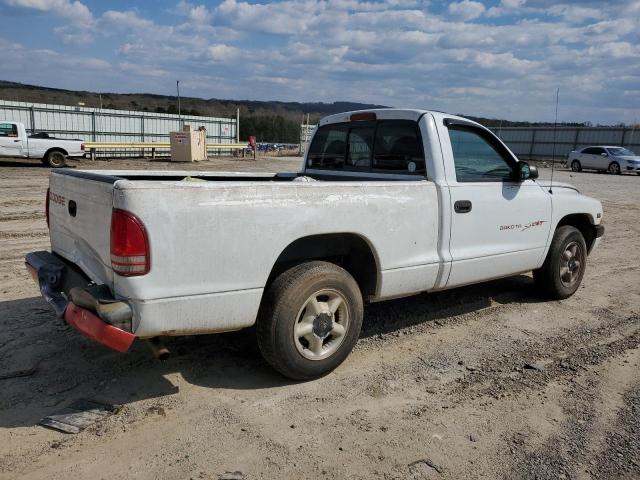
top-left (0, 156), bottom-right (638, 480)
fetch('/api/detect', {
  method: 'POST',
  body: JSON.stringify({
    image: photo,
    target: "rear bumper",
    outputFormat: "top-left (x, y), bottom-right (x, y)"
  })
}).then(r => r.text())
top-left (64, 303), bottom-right (135, 353)
top-left (25, 251), bottom-right (135, 352)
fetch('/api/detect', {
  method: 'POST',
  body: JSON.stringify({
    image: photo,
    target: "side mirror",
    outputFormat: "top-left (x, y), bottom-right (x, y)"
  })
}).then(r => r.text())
top-left (601, 152), bottom-right (608, 157)
top-left (518, 162), bottom-right (538, 181)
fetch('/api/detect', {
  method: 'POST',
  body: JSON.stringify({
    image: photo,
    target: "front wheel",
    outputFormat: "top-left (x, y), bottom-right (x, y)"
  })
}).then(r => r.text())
top-left (533, 226), bottom-right (587, 299)
top-left (571, 160), bottom-right (582, 172)
top-left (257, 261), bottom-right (363, 380)
top-left (43, 150), bottom-right (67, 168)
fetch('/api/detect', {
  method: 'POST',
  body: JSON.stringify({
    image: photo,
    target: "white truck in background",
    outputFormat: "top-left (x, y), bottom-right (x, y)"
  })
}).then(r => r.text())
top-left (0, 121), bottom-right (85, 167)
top-left (26, 109), bottom-right (604, 380)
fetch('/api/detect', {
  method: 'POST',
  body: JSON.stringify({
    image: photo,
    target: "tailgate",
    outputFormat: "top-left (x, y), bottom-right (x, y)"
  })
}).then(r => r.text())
top-left (48, 171), bottom-right (116, 288)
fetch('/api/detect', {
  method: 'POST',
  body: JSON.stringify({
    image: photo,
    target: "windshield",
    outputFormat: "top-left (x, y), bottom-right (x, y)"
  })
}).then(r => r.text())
top-left (607, 147), bottom-right (635, 156)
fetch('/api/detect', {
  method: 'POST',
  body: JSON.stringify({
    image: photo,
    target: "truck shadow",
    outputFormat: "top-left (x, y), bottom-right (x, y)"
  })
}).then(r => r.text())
top-left (361, 273), bottom-right (537, 338)
top-left (0, 158), bottom-right (47, 168)
top-left (0, 274), bottom-right (540, 429)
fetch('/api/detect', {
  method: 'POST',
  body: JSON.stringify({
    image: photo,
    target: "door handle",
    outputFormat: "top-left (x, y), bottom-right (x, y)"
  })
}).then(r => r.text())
top-left (454, 200), bottom-right (472, 213)
top-left (13, 139), bottom-right (20, 142)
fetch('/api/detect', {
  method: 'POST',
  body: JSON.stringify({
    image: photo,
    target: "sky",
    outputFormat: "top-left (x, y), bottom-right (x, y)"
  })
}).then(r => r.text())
top-left (0, 0), bottom-right (638, 124)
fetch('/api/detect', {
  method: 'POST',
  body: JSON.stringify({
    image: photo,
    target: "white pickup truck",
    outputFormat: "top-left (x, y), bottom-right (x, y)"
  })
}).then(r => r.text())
top-left (26, 109), bottom-right (604, 380)
top-left (0, 121), bottom-right (85, 167)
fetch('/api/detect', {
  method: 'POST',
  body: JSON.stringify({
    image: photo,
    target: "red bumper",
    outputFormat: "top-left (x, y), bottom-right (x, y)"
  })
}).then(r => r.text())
top-left (64, 302), bottom-right (135, 353)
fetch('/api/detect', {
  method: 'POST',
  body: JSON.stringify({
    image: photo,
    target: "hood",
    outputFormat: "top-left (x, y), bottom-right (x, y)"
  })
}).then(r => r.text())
top-left (616, 155), bottom-right (640, 162)
top-left (536, 181), bottom-right (579, 193)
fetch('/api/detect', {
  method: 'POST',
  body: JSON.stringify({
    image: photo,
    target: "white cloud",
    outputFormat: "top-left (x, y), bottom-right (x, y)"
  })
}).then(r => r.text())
top-left (502, 0), bottom-right (526, 7)
top-left (207, 44), bottom-right (240, 62)
top-left (486, 0), bottom-right (526, 18)
top-left (53, 25), bottom-right (92, 44)
top-left (4, 0), bottom-right (92, 23)
top-left (175, 1), bottom-right (212, 24)
top-left (101, 10), bottom-right (155, 30)
top-left (587, 41), bottom-right (640, 59)
top-left (447, 0), bottom-right (485, 20)
top-left (547, 4), bottom-right (603, 22)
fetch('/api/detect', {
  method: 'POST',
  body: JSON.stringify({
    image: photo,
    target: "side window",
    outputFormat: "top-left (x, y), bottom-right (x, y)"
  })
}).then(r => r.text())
top-left (593, 147), bottom-right (606, 155)
top-left (372, 121), bottom-right (425, 173)
top-left (0, 123), bottom-right (18, 137)
top-left (582, 147), bottom-right (597, 154)
top-left (448, 127), bottom-right (513, 182)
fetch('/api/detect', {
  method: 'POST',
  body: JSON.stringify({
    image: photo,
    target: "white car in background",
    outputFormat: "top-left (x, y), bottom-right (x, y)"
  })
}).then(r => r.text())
top-left (568, 146), bottom-right (640, 175)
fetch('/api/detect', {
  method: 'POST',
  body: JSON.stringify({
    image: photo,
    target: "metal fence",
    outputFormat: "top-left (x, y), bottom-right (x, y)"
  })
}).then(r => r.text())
top-left (299, 122), bottom-right (640, 161)
top-left (492, 126), bottom-right (640, 161)
top-left (0, 99), bottom-right (237, 157)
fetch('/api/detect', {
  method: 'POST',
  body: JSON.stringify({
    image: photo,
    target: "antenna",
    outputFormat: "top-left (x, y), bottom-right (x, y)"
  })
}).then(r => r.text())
top-left (549, 87), bottom-right (559, 194)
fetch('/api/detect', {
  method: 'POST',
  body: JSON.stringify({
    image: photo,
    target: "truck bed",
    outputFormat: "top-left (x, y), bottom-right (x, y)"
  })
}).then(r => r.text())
top-left (48, 168), bottom-right (442, 336)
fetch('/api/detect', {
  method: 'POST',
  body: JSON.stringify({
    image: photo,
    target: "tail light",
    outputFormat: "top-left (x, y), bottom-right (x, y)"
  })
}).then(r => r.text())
top-left (110, 209), bottom-right (150, 276)
top-left (81, 143), bottom-right (85, 151)
top-left (45, 188), bottom-right (50, 228)
top-left (350, 112), bottom-right (376, 121)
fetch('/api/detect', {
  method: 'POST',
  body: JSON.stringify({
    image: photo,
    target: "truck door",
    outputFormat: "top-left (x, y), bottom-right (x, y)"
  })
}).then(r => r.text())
top-left (439, 119), bottom-right (552, 287)
top-left (0, 123), bottom-right (25, 156)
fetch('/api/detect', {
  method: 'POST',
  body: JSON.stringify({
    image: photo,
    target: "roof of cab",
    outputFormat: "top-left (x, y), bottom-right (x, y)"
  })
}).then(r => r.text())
top-left (318, 108), bottom-right (482, 129)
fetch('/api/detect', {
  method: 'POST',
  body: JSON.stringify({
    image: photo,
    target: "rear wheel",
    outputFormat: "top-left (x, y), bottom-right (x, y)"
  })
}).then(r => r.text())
top-left (571, 160), bottom-right (582, 172)
top-left (44, 150), bottom-right (67, 168)
top-left (533, 226), bottom-right (587, 299)
top-left (257, 261), bottom-right (363, 380)
top-left (608, 162), bottom-right (621, 175)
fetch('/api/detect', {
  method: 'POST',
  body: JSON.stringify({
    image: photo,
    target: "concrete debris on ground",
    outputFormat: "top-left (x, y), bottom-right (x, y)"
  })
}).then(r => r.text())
top-left (39, 399), bottom-right (120, 434)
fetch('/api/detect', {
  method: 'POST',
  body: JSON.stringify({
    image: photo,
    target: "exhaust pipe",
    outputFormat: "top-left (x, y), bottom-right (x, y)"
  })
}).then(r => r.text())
top-left (147, 337), bottom-right (170, 361)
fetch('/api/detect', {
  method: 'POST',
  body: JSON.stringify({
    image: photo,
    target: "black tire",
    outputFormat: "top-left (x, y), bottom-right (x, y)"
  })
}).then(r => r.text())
top-left (608, 161), bottom-right (621, 175)
top-left (571, 160), bottom-right (582, 172)
top-left (44, 150), bottom-right (67, 168)
top-left (257, 261), bottom-right (363, 380)
top-left (533, 226), bottom-right (587, 300)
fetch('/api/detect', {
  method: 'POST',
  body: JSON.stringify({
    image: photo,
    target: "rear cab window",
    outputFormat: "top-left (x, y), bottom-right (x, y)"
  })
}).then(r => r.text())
top-left (307, 120), bottom-right (426, 175)
top-left (0, 123), bottom-right (18, 137)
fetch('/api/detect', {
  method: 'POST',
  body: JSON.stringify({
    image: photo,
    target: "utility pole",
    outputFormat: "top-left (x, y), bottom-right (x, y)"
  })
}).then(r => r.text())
top-left (176, 80), bottom-right (181, 125)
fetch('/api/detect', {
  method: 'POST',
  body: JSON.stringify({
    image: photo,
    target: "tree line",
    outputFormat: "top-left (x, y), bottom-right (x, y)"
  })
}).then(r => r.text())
top-left (239, 115), bottom-right (302, 143)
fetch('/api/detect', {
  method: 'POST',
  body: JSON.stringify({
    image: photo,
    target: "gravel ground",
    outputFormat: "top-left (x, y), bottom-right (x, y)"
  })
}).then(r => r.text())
top-left (0, 156), bottom-right (638, 479)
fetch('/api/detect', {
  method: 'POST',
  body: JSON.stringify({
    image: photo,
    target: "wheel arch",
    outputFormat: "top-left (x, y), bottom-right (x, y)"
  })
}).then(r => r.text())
top-left (556, 213), bottom-right (596, 253)
top-left (43, 147), bottom-right (69, 159)
top-left (264, 233), bottom-right (381, 301)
